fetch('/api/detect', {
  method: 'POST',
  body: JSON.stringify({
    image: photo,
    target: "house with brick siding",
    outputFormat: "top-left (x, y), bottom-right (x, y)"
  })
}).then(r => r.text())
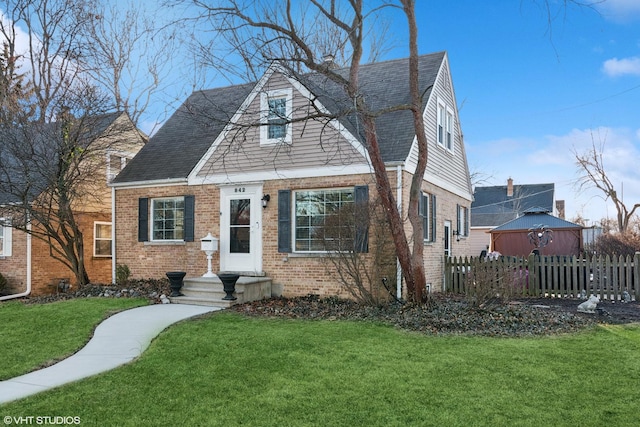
top-left (0, 112), bottom-right (146, 298)
top-left (111, 52), bottom-right (473, 299)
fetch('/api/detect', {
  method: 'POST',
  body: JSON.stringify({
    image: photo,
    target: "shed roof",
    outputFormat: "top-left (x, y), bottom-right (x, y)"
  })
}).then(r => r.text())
top-left (491, 212), bottom-right (582, 232)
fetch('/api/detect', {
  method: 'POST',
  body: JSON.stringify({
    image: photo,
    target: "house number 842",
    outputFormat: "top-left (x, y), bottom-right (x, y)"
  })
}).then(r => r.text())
top-left (234, 187), bottom-right (245, 193)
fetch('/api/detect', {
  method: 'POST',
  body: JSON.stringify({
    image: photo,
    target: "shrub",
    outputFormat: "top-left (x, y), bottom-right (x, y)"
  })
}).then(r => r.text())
top-left (464, 259), bottom-right (519, 308)
top-left (115, 264), bottom-right (131, 285)
top-left (592, 232), bottom-right (640, 257)
top-left (0, 272), bottom-right (7, 294)
top-left (320, 195), bottom-right (397, 305)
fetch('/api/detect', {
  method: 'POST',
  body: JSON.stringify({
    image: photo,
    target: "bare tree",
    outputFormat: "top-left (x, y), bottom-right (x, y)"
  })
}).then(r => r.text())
top-left (74, 0), bottom-right (179, 128)
top-left (0, 0), bottom-right (150, 285)
top-left (574, 134), bottom-right (640, 233)
top-left (181, 0), bottom-right (432, 302)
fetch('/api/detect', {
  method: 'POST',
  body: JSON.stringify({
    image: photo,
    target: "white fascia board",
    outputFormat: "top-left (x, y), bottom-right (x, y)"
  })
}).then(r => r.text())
top-left (189, 164), bottom-right (373, 186)
top-left (188, 63), bottom-right (370, 182)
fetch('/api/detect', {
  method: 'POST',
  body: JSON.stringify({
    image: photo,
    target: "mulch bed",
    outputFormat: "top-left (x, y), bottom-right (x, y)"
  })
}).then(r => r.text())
top-left (231, 294), bottom-right (640, 337)
top-left (13, 280), bottom-right (640, 337)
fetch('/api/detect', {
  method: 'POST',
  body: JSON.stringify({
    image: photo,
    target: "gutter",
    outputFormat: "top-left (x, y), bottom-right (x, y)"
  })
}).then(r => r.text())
top-left (396, 164), bottom-right (403, 300)
top-left (111, 186), bottom-right (116, 285)
top-left (0, 222), bottom-right (32, 301)
top-left (109, 177), bottom-right (187, 190)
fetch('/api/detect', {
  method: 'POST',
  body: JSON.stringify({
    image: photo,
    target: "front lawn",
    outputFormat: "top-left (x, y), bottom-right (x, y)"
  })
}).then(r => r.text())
top-left (2, 311), bottom-right (639, 426)
top-left (0, 298), bottom-right (148, 380)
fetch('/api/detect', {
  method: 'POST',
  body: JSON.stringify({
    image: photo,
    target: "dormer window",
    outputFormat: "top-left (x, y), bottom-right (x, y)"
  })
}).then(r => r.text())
top-left (260, 89), bottom-right (292, 145)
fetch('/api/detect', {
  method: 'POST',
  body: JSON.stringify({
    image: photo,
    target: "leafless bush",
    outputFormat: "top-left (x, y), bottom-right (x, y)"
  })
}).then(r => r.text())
top-left (320, 196), bottom-right (396, 305)
top-left (464, 259), bottom-right (521, 308)
top-left (593, 232), bottom-right (640, 257)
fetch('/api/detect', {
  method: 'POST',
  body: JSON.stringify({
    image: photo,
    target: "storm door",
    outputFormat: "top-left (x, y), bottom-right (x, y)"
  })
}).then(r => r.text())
top-left (220, 184), bottom-right (263, 273)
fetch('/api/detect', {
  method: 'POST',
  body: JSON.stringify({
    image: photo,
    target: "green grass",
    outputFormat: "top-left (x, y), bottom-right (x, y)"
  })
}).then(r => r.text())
top-left (2, 311), bottom-right (639, 426)
top-left (0, 298), bottom-right (147, 380)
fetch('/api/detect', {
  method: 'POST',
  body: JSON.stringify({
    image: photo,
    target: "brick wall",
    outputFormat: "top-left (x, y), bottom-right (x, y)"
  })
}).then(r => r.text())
top-left (115, 171), bottom-right (471, 298)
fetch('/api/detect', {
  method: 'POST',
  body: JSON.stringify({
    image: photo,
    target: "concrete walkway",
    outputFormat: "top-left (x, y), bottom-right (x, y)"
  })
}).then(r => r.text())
top-left (0, 304), bottom-right (220, 405)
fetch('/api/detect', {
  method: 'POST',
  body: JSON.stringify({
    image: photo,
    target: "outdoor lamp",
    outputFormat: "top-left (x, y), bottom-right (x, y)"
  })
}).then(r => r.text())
top-left (261, 194), bottom-right (271, 208)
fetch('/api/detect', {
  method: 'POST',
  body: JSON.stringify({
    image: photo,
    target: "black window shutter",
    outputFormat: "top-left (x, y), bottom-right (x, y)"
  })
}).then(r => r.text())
top-left (456, 204), bottom-right (461, 235)
top-left (354, 185), bottom-right (369, 253)
top-left (278, 190), bottom-right (291, 253)
top-left (431, 194), bottom-right (437, 242)
top-left (138, 198), bottom-right (148, 242)
top-left (464, 205), bottom-right (469, 236)
top-left (184, 195), bottom-right (195, 242)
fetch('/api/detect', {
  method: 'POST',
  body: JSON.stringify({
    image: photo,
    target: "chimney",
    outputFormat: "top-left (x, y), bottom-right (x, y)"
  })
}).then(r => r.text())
top-left (507, 178), bottom-right (513, 197)
top-left (556, 200), bottom-right (565, 219)
top-left (321, 54), bottom-right (338, 70)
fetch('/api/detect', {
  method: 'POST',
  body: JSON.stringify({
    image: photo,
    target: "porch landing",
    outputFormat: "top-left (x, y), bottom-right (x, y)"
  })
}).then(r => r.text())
top-left (169, 276), bottom-right (272, 308)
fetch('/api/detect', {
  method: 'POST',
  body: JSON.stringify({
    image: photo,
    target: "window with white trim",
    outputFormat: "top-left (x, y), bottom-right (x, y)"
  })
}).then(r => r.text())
top-left (106, 151), bottom-right (131, 182)
top-left (260, 89), bottom-right (293, 145)
top-left (445, 109), bottom-right (453, 150)
top-left (294, 188), bottom-right (355, 252)
top-left (152, 197), bottom-right (185, 241)
top-left (94, 222), bottom-right (112, 257)
top-left (457, 205), bottom-right (468, 237)
top-left (0, 219), bottom-right (12, 257)
top-left (437, 99), bottom-right (454, 151)
top-left (437, 102), bottom-right (445, 146)
top-left (420, 192), bottom-right (436, 243)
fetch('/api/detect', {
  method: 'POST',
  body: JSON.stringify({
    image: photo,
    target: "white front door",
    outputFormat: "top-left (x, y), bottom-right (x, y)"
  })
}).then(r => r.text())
top-left (220, 184), bottom-right (263, 274)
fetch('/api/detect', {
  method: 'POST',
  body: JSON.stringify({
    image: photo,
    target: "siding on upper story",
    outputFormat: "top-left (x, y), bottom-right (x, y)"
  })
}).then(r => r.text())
top-left (406, 56), bottom-right (472, 201)
top-left (194, 71), bottom-right (369, 180)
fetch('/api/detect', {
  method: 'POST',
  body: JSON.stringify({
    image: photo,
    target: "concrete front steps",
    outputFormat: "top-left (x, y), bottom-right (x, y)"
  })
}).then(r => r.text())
top-left (169, 275), bottom-right (272, 308)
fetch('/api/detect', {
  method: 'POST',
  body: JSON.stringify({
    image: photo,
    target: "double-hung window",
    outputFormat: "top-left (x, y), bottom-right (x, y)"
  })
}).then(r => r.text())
top-left (420, 192), bottom-right (436, 243)
top-left (106, 151), bottom-right (131, 182)
top-left (152, 197), bottom-right (185, 241)
top-left (457, 205), bottom-right (469, 237)
top-left (437, 99), bottom-right (454, 151)
top-left (437, 103), bottom-right (446, 146)
top-left (94, 222), bottom-right (112, 257)
top-left (260, 89), bottom-right (293, 145)
top-left (0, 219), bottom-right (11, 257)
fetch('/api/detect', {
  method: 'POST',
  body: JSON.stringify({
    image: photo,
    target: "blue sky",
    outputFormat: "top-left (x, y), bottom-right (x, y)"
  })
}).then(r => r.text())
top-left (403, 0), bottom-right (640, 224)
top-left (3, 0), bottom-right (639, 225)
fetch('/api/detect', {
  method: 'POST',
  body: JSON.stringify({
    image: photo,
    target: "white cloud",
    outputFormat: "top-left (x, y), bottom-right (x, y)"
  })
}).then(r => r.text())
top-left (597, 0), bottom-right (640, 22)
top-left (602, 57), bottom-right (640, 77)
top-left (472, 127), bottom-right (640, 222)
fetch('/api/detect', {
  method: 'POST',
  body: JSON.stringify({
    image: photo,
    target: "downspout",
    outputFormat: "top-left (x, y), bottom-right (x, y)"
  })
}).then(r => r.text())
top-left (0, 222), bottom-right (32, 301)
top-left (111, 186), bottom-right (116, 284)
top-left (396, 164), bottom-right (403, 300)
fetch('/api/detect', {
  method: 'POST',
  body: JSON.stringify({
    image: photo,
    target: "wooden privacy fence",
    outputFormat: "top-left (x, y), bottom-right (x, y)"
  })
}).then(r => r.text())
top-left (445, 253), bottom-right (640, 300)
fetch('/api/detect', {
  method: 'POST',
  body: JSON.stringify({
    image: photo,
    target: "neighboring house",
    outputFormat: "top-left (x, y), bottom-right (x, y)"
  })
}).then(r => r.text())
top-left (111, 52), bottom-right (473, 298)
top-left (0, 112), bottom-right (146, 298)
top-left (490, 207), bottom-right (583, 257)
top-left (470, 178), bottom-right (555, 256)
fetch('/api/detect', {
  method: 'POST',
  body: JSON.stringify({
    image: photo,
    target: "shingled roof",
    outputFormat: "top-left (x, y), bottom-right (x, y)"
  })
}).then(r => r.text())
top-left (0, 112), bottom-right (129, 205)
top-left (491, 210), bottom-right (582, 232)
top-left (471, 182), bottom-right (555, 228)
top-left (113, 52), bottom-right (446, 184)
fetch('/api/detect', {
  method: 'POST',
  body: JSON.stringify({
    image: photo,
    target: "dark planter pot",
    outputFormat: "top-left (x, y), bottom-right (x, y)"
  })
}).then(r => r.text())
top-left (166, 271), bottom-right (186, 297)
top-left (218, 273), bottom-right (239, 301)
